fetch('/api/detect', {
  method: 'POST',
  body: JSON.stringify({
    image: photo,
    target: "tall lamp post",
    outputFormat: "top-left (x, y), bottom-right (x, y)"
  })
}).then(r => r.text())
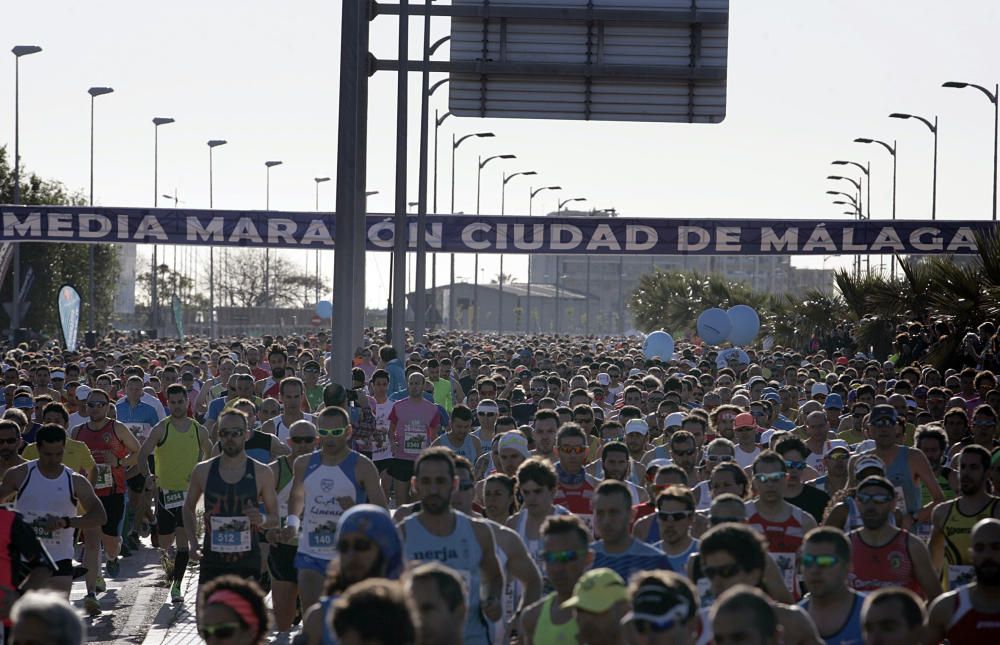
top-left (525, 185), bottom-right (560, 333)
top-left (207, 140), bottom-right (227, 338)
top-left (150, 117), bottom-right (175, 333)
top-left (554, 197), bottom-right (586, 333)
top-left (474, 153), bottom-right (516, 332)
top-left (449, 132), bottom-right (494, 329)
top-left (432, 109), bottom-right (451, 300)
top-left (832, 161), bottom-right (872, 275)
top-left (87, 86), bottom-right (114, 334)
top-left (828, 189), bottom-right (862, 276)
top-left (890, 112), bottom-right (938, 220)
top-left (498, 170), bottom-right (536, 335)
top-left (11, 45), bottom-right (42, 340)
top-left (855, 137), bottom-right (898, 276)
top-left (314, 177), bottom-right (331, 304)
top-left (264, 160), bottom-right (283, 308)
top-left (943, 81), bottom-right (999, 220)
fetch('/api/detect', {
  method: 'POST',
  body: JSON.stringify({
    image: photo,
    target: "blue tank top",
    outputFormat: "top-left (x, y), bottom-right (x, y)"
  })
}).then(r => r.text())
top-left (645, 516), bottom-right (661, 544)
top-left (404, 511), bottom-right (490, 645)
top-left (318, 596), bottom-right (338, 645)
top-left (885, 447), bottom-right (921, 514)
top-left (439, 433), bottom-right (479, 464)
top-left (655, 538), bottom-right (699, 573)
top-left (799, 591), bottom-right (865, 645)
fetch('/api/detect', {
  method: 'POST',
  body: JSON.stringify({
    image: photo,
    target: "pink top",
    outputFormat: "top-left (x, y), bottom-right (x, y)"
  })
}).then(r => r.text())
top-left (388, 397), bottom-right (441, 461)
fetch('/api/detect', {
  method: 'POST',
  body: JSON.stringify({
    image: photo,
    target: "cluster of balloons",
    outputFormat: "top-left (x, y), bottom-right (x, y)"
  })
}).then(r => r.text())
top-left (316, 300), bottom-right (333, 319)
top-left (696, 305), bottom-right (760, 346)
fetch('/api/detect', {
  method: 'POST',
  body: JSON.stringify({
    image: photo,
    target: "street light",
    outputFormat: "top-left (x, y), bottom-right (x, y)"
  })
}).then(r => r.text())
top-left (890, 112), bottom-right (939, 219)
top-left (524, 185), bottom-right (561, 333)
top-left (87, 86), bottom-right (114, 334)
top-left (449, 132), bottom-right (494, 329)
top-left (11, 45), bottom-right (42, 340)
top-left (943, 81), bottom-right (999, 220)
top-left (496, 170), bottom-right (537, 335)
top-left (832, 161), bottom-right (870, 217)
top-left (263, 160), bottom-right (283, 308)
top-left (474, 153), bottom-right (516, 331)
top-left (530, 186), bottom-right (561, 216)
top-left (202, 140), bottom-right (227, 338)
top-left (559, 197), bottom-right (587, 210)
top-left (150, 117), bottom-right (175, 333)
top-left (854, 138), bottom-right (897, 221)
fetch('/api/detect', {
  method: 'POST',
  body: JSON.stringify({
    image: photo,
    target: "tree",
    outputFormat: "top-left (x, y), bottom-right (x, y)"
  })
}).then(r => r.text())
top-left (216, 249), bottom-right (325, 308)
top-left (0, 146), bottom-right (119, 337)
top-left (491, 272), bottom-right (517, 286)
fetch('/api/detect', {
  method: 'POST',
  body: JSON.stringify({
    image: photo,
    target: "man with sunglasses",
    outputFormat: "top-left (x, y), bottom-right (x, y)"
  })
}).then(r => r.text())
top-left (288, 405), bottom-right (387, 612)
top-left (797, 528), bottom-right (865, 645)
top-left (847, 475), bottom-right (940, 599)
top-left (774, 436), bottom-right (830, 524)
top-left (652, 486), bottom-right (700, 575)
top-left (300, 360), bottom-right (325, 412)
top-left (553, 424), bottom-right (602, 531)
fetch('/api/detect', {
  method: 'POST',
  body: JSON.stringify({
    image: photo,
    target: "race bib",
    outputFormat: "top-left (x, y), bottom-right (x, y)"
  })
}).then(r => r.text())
top-left (162, 489), bottom-right (186, 510)
top-left (770, 552), bottom-right (797, 592)
top-left (306, 519), bottom-right (338, 555)
top-left (28, 516), bottom-right (53, 540)
top-left (127, 423), bottom-right (151, 443)
top-left (209, 515), bottom-right (251, 553)
top-left (94, 464), bottom-right (113, 490)
top-left (403, 427), bottom-right (426, 453)
top-left (948, 564), bottom-right (975, 589)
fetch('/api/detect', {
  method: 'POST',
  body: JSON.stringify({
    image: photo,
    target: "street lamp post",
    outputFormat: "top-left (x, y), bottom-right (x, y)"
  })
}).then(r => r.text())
top-left (314, 177), bottom-right (331, 304)
top-left (855, 137), bottom-right (898, 275)
top-left (449, 132), bottom-right (494, 329)
top-left (264, 160), bottom-right (283, 308)
top-left (87, 86), bottom-right (114, 334)
top-left (554, 197), bottom-right (586, 333)
top-left (828, 189), bottom-right (862, 276)
top-left (11, 45), bottom-right (42, 340)
top-left (890, 112), bottom-right (938, 219)
top-left (207, 140), bottom-right (227, 339)
top-left (151, 117), bottom-right (175, 334)
top-left (832, 161), bottom-right (872, 275)
top-left (943, 81), bottom-right (999, 220)
top-left (432, 109), bottom-right (451, 302)
top-left (498, 170), bottom-right (536, 335)
top-left (475, 154), bottom-right (516, 332)
top-left (525, 185), bottom-right (560, 333)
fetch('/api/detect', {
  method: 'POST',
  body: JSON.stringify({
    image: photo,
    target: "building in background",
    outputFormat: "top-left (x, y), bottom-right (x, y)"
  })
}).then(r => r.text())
top-left (114, 243), bottom-right (137, 315)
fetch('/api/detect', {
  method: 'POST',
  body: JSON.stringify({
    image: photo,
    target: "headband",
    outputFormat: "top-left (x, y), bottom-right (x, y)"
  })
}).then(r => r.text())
top-left (207, 589), bottom-right (260, 634)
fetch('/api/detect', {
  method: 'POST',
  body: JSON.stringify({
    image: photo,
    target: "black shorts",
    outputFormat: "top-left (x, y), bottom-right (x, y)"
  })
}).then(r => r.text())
top-left (374, 458), bottom-right (393, 473)
top-left (387, 458), bottom-right (415, 482)
top-left (155, 497), bottom-right (185, 534)
top-left (126, 473), bottom-right (146, 494)
top-left (199, 563), bottom-right (260, 586)
top-left (267, 543), bottom-right (298, 583)
top-left (99, 493), bottom-right (126, 537)
top-left (54, 558), bottom-right (73, 578)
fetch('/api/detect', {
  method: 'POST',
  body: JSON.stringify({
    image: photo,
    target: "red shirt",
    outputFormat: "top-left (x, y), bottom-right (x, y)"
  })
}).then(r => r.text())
top-left (849, 529), bottom-right (924, 597)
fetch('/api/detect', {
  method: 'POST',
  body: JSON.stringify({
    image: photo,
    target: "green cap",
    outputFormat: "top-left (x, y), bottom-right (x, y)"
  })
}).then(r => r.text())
top-left (561, 568), bottom-right (627, 613)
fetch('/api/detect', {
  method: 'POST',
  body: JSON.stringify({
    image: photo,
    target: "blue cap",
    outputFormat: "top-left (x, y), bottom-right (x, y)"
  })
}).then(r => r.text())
top-left (824, 393), bottom-right (844, 410)
top-left (763, 392), bottom-right (781, 403)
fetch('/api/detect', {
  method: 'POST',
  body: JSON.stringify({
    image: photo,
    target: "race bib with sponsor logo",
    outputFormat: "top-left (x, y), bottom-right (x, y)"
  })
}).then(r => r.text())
top-left (210, 515), bottom-right (251, 553)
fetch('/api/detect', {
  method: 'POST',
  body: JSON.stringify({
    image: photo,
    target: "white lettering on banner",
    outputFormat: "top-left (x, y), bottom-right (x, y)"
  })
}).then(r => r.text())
top-left (626, 225), bottom-right (657, 251)
top-left (79, 214), bottom-right (112, 239)
top-left (301, 220), bottom-right (335, 246)
top-left (551, 224), bottom-right (583, 250)
top-left (716, 226), bottom-right (741, 252)
top-left (2, 212), bottom-right (42, 237)
top-left (802, 227), bottom-right (837, 252)
top-left (869, 227), bottom-right (905, 252)
top-left (118, 214), bottom-right (131, 239)
top-left (368, 221), bottom-right (395, 248)
top-left (512, 224), bottom-right (545, 250)
top-left (267, 219), bottom-right (297, 245)
top-left (760, 227), bottom-right (798, 252)
top-left (426, 223), bottom-right (442, 249)
top-left (841, 228), bottom-right (867, 251)
top-left (134, 215), bottom-right (168, 241)
top-left (587, 224), bottom-right (621, 251)
top-left (495, 223), bottom-right (508, 250)
top-left (678, 226), bottom-right (709, 252)
top-left (911, 228), bottom-right (943, 251)
top-left (188, 216), bottom-right (225, 242)
top-left (463, 223), bottom-right (492, 250)
top-left (947, 227), bottom-right (977, 252)
top-left (230, 218), bottom-right (264, 244)
top-left (48, 213), bottom-right (74, 237)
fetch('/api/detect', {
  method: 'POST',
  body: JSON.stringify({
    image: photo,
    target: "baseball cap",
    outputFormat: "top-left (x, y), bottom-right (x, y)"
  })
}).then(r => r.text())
top-left (50, 370), bottom-right (65, 380)
top-left (853, 454), bottom-right (885, 476)
top-left (734, 412), bottom-right (756, 429)
top-left (597, 373), bottom-right (611, 386)
top-left (763, 392), bottom-right (781, 404)
top-left (869, 404), bottom-right (898, 425)
top-left (857, 475), bottom-right (896, 497)
top-left (625, 419), bottom-right (649, 436)
top-left (748, 376), bottom-right (766, 387)
top-left (823, 440), bottom-right (850, 456)
top-left (810, 383), bottom-right (829, 397)
top-left (12, 395), bottom-right (33, 409)
top-left (824, 393), bottom-right (844, 410)
top-left (561, 569), bottom-right (628, 613)
top-left (621, 581), bottom-right (693, 626)
top-left (664, 412), bottom-right (686, 429)
top-left (836, 356), bottom-right (849, 366)
top-left (914, 385), bottom-right (929, 398)
top-left (75, 385), bottom-right (92, 401)
top-left (497, 432), bottom-right (530, 459)
top-left (628, 368), bottom-right (643, 377)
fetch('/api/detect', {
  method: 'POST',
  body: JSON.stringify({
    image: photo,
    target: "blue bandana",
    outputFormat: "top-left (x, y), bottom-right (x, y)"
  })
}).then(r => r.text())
top-left (334, 504), bottom-right (405, 580)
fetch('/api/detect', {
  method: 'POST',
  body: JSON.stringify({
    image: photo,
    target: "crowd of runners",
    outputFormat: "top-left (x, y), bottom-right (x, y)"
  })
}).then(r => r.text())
top-left (0, 324), bottom-right (998, 644)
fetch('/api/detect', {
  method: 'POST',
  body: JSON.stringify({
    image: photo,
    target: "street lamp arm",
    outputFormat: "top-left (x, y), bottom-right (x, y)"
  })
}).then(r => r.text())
top-left (454, 131), bottom-right (493, 149)
top-left (429, 35), bottom-right (451, 56)
top-left (891, 112), bottom-right (936, 133)
top-left (480, 154), bottom-right (515, 169)
top-left (832, 160), bottom-right (869, 176)
top-left (855, 137), bottom-right (896, 156)
top-left (436, 111), bottom-right (452, 126)
top-left (429, 78), bottom-right (450, 96)
top-left (504, 170), bottom-right (537, 185)
top-left (944, 81), bottom-right (998, 104)
top-left (531, 185), bottom-right (561, 198)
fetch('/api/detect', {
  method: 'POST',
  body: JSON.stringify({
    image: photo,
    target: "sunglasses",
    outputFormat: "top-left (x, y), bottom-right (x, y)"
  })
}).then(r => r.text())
top-left (753, 472), bottom-right (785, 484)
top-left (870, 419), bottom-right (896, 428)
top-left (672, 448), bottom-right (697, 457)
top-left (973, 419), bottom-right (996, 427)
top-left (784, 460), bottom-right (807, 471)
top-left (559, 445), bottom-right (588, 455)
top-left (317, 426), bottom-right (348, 437)
top-left (704, 454), bottom-right (733, 464)
top-left (657, 510), bottom-right (693, 522)
top-left (704, 562), bottom-right (741, 579)
top-left (218, 429), bottom-right (245, 439)
top-left (199, 623), bottom-right (242, 639)
top-left (86, 401), bottom-right (108, 408)
top-left (856, 492), bottom-right (894, 504)
top-left (337, 538), bottom-right (373, 553)
top-left (541, 549), bottom-right (585, 564)
top-left (631, 617), bottom-right (680, 634)
top-left (290, 436), bottom-right (316, 444)
top-left (801, 553), bottom-right (841, 569)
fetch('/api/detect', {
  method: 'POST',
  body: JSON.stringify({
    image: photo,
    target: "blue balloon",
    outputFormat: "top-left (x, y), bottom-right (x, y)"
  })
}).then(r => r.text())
top-left (727, 305), bottom-right (760, 346)
top-left (316, 300), bottom-right (333, 319)
top-left (697, 308), bottom-right (733, 346)
top-left (643, 331), bottom-right (674, 360)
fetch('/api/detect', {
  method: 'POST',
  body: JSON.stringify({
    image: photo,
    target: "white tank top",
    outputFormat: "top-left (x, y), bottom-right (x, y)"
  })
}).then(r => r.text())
top-left (274, 413), bottom-right (316, 441)
top-left (16, 463), bottom-right (77, 561)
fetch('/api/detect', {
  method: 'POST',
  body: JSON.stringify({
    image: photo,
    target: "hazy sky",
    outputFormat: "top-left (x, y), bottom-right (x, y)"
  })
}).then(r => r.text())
top-left (4, 0), bottom-right (1000, 307)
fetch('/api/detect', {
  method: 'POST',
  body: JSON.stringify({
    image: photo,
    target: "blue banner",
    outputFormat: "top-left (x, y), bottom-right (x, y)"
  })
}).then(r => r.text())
top-left (57, 284), bottom-right (80, 352)
top-left (0, 205), bottom-right (994, 255)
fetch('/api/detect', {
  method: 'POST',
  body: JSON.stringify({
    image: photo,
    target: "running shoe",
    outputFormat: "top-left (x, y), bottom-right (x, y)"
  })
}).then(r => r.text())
top-left (120, 541), bottom-right (132, 558)
top-left (170, 583), bottom-right (183, 603)
top-left (95, 576), bottom-right (107, 593)
top-left (83, 593), bottom-right (101, 616)
top-left (106, 557), bottom-right (120, 578)
top-left (127, 532), bottom-right (141, 551)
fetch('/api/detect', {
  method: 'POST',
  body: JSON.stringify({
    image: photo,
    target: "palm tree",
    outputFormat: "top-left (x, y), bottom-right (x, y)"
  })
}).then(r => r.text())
top-left (490, 272), bottom-right (517, 286)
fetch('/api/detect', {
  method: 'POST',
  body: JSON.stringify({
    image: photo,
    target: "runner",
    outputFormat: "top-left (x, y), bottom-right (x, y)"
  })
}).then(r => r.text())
top-left (805, 444), bottom-right (850, 497)
top-left (388, 372), bottom-right (442, 505)
top-left (404, 563), bottom-right (467, 645)
top-left (774, 436), bottom-right (830, 523)
top-left (398, 447), bottom-right (503, 644)
top-left (212, 397), bottom-right (290, 463)
top-left (431, 403), bottom-right (482, 464)
top-left (287, 405), bottom-right (387, 611)
top-left (197, 575), bottom-right (270, 645)
top-left (70, 386), bottom-right (140, 614)
top-left (1, 424), bottom-right (106, 596)
top-left (710, 586), bottom-right (787, 645)
top-left (136, 383), bottom-right (212, 602)
top-left (531, 409), bottom-right (559, 461)
top-left (23, 402), bottom-right (96, 479)
top-left (591, 479), bottom-right (672, 580)
top-left (552, 424), bottom-right (601, 532)
top-left (797, 528), bottom-right (865, 645)
top-left (367, 369), bottom-right (395, 503)
top-left (621, 570), bottom-right (700, 645)
top-left (0, 420), bottom-right (26, 494)
top-left (507, 457), bottom-right (569, 588)
top-left (859, 588), bottom-right (926, 645)
top-left (183, 408), bottom-right (279, 585)
top-left (331, 579), bottom-right (416, 645)
top-left (559, 568), bottom-right (631, 645)
top-left (926, 517), bottom-right (1000, 642)
top-left (847, 475), bottom-right (940, 599)
top-left (255, 344), bottom-right (290, 400)
top-left (929, 444), bottom-right (1000, 590)
top-left (652, 486), bottom-right (700, 574)
top-left (259, 377), bottom-right (314, 442)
